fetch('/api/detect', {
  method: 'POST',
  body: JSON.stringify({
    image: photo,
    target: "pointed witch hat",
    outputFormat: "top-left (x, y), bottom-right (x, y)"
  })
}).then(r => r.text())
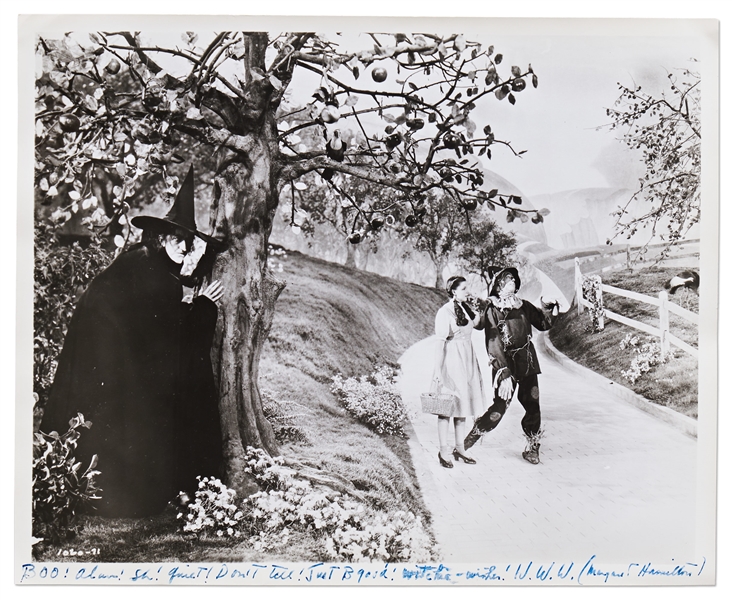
top-left (131, 166), bottom-right (225, 249)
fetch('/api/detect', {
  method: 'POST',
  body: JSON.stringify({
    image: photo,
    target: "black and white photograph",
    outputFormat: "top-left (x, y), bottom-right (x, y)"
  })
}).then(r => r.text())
top-left (13, 11), bottom-right (720, 588)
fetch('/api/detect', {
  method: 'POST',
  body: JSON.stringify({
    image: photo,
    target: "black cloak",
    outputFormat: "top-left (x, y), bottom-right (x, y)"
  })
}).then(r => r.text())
top-left (43, 242), bottom-right (223, 517)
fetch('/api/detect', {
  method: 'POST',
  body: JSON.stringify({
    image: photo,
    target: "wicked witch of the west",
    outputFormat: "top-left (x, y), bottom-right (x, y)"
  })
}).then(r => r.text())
top-left (464, 266), bottom-right (560, 464)
top-left (42, 167), bottom-right (227, 517)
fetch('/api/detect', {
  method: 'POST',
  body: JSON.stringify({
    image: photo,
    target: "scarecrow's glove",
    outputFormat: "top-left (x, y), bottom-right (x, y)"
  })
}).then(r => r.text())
top-left (498, 377), bottom-right (514, 401)
top-left (541, 296), bottom-right (560, 316)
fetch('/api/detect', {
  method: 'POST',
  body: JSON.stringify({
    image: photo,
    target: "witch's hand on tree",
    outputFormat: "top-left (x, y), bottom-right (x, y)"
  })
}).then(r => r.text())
top-left (201, 280), bottom-right (224, 303)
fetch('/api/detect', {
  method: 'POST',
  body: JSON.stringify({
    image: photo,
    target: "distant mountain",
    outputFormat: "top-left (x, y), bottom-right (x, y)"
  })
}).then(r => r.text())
top-left (530, 187), bottom-right (642, 250)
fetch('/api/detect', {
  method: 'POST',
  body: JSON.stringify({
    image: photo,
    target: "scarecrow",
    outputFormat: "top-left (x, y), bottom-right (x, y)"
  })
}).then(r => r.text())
top-left (464, 266), bottom-right (559, 464)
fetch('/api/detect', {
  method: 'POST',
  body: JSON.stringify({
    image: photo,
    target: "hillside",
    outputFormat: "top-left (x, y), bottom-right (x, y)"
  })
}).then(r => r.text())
top-left (258, 248), bottom-right (447, 519)
top-left (36, 248), bottom-right (448, 563)
top-left (550, 266), bottom-right (698, 418)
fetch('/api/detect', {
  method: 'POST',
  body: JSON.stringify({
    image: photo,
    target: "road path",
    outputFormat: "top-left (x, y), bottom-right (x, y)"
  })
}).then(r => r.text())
top-left (398, 331), bottom-right (697, 563)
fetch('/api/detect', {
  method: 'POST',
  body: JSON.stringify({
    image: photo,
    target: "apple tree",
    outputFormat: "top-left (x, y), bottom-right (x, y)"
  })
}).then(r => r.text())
top-left (605, 63), bottom-right (700, 261)
top-left (34, 31), bottom-right (543, 491)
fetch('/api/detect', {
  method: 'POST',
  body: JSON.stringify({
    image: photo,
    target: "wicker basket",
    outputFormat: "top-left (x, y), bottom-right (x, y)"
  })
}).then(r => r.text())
top-left (420, 392), bottom-right (458, 417)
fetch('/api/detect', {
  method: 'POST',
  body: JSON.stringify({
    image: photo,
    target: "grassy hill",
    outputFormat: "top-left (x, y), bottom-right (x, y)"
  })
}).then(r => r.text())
top-left (550, 266), bottom-right (698, 418)
top-left (259, 248), bottom-right (446, 516)
top-left (36, 248), bottom-right (447, 563)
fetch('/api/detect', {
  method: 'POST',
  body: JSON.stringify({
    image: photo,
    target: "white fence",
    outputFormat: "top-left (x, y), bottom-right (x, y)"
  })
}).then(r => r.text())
top-left (574, 258), bottom-right (698, 359)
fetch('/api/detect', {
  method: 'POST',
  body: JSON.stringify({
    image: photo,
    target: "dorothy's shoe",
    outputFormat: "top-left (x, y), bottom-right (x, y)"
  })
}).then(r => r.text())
top-left (438, 451), bottom-right (454, 468)
top-left (452, 449), bottom-right (477, 464)
top-left (522, 442), bottom-right (540, 465)
top-left (463, 424), bottom-right (484, 451)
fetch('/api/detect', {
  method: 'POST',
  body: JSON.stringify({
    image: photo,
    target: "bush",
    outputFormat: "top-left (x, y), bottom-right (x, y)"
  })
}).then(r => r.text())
top-left (239, 447), bottom-right (432, 562)
top-left (325, 510), bottom-right (432, 563)
top-left (331, 365), bottom-right (409, 437)
top-left (619, 333), bottom-right (670, 384)
top-left (582, 274), bottom-right (605, 332)
top-left (176, 477), bottom-right (244, 539)
top-left (33, 413), bottom-right (101, 544)
top-left (261, 391), bottom-right (309, 444)
top-left (34, 223), bottom-right (111, 404)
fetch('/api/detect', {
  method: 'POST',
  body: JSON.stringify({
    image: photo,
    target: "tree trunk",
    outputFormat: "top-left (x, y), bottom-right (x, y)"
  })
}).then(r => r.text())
top-left (434, 255), bottom-right (446, 289)
top-left (209, 142), bottom-right (285, 496)
top-left (344, 241), bottom-right (357, 269)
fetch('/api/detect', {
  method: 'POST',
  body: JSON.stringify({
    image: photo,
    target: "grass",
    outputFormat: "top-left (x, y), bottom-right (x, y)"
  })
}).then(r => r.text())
top-left (35, 248), bottom-right (446, 563)
top-left (549, 266), bottom-right (698, 418)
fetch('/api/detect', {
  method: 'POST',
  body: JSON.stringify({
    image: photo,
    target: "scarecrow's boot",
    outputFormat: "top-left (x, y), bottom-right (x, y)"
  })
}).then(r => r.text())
top-left (463, 423), bottom-right (484, 451)
top-left (522, 442), bottom-right (541, 465)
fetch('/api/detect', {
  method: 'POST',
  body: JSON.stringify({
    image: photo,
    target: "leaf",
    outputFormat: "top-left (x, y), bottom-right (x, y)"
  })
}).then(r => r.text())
top-left (352, 65), bottom-right (360, 80)
top-left (68, 190), bottom-right (81, 201)
top-left (269, 75), bottom-right (283, 91)
top-left (114, 235), bottom-right (125, 248)
top-left (532, 73), bottom-right (539, 88)
top-left (465, 118), bottom-right (477, 138)
top-left (454, 35), bottom-right (466, 52)
top-left (511, 65), bottom-right (522, 78)
top-left (495, 86), bottom-right (507, 101)
top-left (294, 182), bottom-right (307, 190)
top-left (494, 53), bottom-right (503, 65)
top-left (408, 82), bottom-right (418, 91)
top-left (488, 189), bottom-right (498, 198)
top-left (538, 207), bottom-right (551, 216)
top-left (513, 196), bottom-right (523, 205)
top-left (428, 112), bottom-right (437, 123)
top-left (508, 93), bottom-right (516, 105)
top-left (186, 106), bottom-right (202, 120)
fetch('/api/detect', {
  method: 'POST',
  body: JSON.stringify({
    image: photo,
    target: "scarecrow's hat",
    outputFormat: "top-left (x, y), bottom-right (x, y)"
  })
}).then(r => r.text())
top-left (131, 166), bottom-right (225, 249)
top-left (486, 266), bottom-right (521, 297)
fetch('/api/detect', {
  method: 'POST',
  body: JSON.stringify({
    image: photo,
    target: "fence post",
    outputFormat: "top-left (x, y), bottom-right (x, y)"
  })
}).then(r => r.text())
top-left (658, 290), bottom-right (670, 359)
top-left (596, 277), bottom-right (605, 330)
top-left (575, 257), bottom-right (584, 315)
top-left (626, 246), bottom-right (631, 272)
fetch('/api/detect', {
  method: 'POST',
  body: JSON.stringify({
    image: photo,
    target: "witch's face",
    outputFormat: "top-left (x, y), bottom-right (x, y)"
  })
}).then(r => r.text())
top-left (161, 234), bottom-right (188, 264)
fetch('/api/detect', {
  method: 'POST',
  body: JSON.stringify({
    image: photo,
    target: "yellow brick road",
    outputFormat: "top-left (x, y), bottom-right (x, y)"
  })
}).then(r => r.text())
top-left (398, 331), bottom-right (697, 564)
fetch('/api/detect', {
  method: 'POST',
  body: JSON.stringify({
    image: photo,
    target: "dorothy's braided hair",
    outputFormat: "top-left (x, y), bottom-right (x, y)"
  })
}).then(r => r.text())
top-left (446, 276), bottom-right (475, 326)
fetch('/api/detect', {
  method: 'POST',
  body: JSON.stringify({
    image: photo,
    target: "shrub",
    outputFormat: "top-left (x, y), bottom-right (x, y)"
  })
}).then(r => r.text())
top-left (619, 333), bottom-right (670, 384)
top-left (331, 365), bottom-right (408, 437)
top-left (34, 223), bottom-right (111, 404)
top-left (176, 477), bottom-right (244, 538)
top-left (324, 510), bottom-right (432, 563)
top-left (582, 275), bottom-right (605, 332)
top-left (33, 413), bottom-right (101, 544)
top-left (239, 447), bottom-right (432, 562)
top-left (261, 391), bottom-right (308, 444)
